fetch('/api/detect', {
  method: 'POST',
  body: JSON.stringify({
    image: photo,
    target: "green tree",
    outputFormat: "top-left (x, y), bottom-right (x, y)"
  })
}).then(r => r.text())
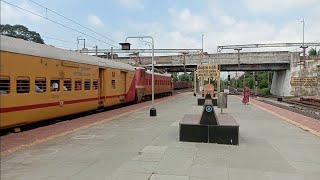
top-left (172, 73), bottom-right (178, 82)
top-left (0, 24), bottom-right (44, 44)
top-left (178, 73), bottom-right (194, 81)
top-left (308, 47), bottom-right (317, 56)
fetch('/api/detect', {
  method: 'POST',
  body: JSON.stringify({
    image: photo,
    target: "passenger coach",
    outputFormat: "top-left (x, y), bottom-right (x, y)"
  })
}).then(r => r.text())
top-left (0, 35), bottom-right (136, 129)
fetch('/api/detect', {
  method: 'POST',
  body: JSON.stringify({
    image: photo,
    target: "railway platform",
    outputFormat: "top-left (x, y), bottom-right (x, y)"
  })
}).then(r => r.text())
top-left (1, 92), bottom-right (320, 180)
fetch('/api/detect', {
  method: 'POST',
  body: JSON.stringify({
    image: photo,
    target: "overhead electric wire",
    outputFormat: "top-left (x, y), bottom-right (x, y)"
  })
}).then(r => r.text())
top-left (2, 0), bottom-right (117, 48)
top-left (42, 35), bottom-right (95, 47)
top-left (42, 35), bottom-right (78, 45)
top-left (26, 0), bottom-right (119, 47)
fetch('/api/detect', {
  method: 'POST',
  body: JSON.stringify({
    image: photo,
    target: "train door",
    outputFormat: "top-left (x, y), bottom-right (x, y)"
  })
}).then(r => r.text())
top-left (98, 68), bottom-right (105, 107)
top-left (119, 71), bottom-right (126, 102)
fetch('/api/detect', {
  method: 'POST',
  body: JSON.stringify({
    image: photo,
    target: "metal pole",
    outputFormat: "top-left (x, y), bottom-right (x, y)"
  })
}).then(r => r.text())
top-left (235, 72), bottom-right (238, 91)
top-left (268, 71), bottom-right (270, 88)
top-left (237, 50), bottom-right (240, 67)
top-left (77, 36), bottom-right (79, 51)
top-left (111, 47), bottom-right (113, 60)
top-left (217, 65), bottom-right (220, 92)
top-left (253, 72), bottom-right (257, 96)
top-left (220, 93), bottom-right (223, 114)
top-left (194, 70), bottom-right (197, 96)
top-left (151, 37), bottom-right (155, 109)
top-left (95, 45), bottom-right (98, 56)
top-left (183, 53), bottom-right (186, 78)
top-left (202, 34), bottom-right (204, 51)
top-left (302, 19), bottom-right (305, 68)
top-left (125, 36), bottom-right (156, 116)
top-left (227, 72), bottom-right (230, 91)
top-left (300, 19), bottom-right (305, 94)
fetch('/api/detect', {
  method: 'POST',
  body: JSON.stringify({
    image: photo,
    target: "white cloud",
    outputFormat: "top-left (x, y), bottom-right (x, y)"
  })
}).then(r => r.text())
top-left (118, 0), bottom-right (144, 10)
top-left (87, 14), bottom-right (104, 28)
top-left (115, 1), bottom-right (320, 54)
top-left (244, 0), bottom-right (320, 13)
top-left (126, 5), bottom-right (320, 54)
top-left (219, 15), bottom-right (236, 26)
top-left (0, 1), bottom-right (43, 23)
top-left (168, 8), bottom-right (208, 33)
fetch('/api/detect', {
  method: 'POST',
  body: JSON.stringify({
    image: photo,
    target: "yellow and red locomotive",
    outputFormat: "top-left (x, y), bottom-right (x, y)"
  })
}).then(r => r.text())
top-left (0, 35), bottom-right (172, 129)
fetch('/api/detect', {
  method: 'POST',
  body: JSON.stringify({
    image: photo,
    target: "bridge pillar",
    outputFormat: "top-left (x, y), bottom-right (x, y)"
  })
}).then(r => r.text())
top-left (270, 69), bottom-right (292, 96)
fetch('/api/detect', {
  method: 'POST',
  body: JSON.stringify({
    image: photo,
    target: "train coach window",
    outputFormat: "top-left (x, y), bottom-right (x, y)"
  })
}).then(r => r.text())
top-left (17, 77), bottom-right (30, 93)
top-left (93, 80), bottom-right (98, 90)
top-left (50, 79), bottom-right (60, 91)
top-left (75, 79), bottom-right (82, 91)
top-left (0, 76), bottom-right (10, 94)
top-left (63, 79), bottom-right (72, 91)
top-left (111, 80), bottom-right (116, 89)
top-left (35, 78), bottom-right (46, 93)
top-left (84, 80), bottom-right (91, 90)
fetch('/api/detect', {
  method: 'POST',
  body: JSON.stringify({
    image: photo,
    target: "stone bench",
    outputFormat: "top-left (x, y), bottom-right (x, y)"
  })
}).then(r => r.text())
top-left (180, 99), bottom-right (239, 145)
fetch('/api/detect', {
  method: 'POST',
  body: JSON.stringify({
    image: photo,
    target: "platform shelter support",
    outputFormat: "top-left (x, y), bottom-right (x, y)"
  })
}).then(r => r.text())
top-left (217, 65), bottom-right (221, 92)
top-left (194, 70), bottom-right (197, 96)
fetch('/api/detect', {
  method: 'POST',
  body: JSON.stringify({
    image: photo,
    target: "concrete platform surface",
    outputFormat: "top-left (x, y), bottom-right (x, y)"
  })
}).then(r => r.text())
top-left (1, 94), bottom-right (320, 180)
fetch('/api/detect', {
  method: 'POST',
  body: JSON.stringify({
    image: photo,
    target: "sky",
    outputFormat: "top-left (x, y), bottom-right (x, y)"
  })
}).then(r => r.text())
top-left (1, 0), bottom-right (320, 54)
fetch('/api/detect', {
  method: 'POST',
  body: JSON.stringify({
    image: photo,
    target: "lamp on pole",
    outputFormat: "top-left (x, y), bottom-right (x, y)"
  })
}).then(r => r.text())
top-left (234, 48), bottom-right (242, 91)
top-left (300, 19), bottom-right (308, 69)
top-left (181, 52), bottom-right (189, 80)
top-left (299, 19), bottom-right (308, 95)
top-left (201, 34), bottom-right (204, 51)
top-left (120, 36), bottom-right (156, 117)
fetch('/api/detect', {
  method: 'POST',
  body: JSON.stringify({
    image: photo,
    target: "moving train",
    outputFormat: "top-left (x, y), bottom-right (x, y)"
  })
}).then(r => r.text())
top-left (0, 35), bottom-right (173, 129)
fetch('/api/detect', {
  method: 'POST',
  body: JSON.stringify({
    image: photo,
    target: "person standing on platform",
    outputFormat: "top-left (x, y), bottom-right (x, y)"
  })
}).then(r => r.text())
top-left (242, 86), bottom-right (250, 105)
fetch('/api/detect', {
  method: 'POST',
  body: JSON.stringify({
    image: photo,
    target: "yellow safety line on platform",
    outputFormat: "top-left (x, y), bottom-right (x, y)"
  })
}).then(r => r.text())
top-left (234, 96), bottom-right (320, 137)
top-left (1, 93), bottom-right (189, 156)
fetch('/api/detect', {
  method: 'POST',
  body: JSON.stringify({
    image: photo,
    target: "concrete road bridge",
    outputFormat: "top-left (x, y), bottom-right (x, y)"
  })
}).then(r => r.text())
top-left (118, 51), bottom-right (297, 72)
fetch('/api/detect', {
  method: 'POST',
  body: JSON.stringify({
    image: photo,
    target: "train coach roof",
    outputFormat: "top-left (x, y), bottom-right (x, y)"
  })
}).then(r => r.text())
top-left (145, 71), bottom-right (172, 77)
top-left (0, 35), bottom-right (134, 71)
top-left (135, 67), bottom-right (172, 77)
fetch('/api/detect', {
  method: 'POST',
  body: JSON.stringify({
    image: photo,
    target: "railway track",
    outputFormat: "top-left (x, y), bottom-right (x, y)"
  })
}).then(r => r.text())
top-left (255, 95), bottom-right (320, 120)
top-left (284, 99), bottom-right (320, 111)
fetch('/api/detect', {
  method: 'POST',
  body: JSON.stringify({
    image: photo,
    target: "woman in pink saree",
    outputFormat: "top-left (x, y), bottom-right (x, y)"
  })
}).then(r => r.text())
top-left (242, 86), bottom-right (250, 105)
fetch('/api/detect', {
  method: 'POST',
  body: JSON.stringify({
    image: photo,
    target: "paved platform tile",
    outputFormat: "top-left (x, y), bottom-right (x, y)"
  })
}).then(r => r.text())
top-left (112, 172), bottom-right (151, 180)
top-left (117, 160), bottom-right (158, 174)
top-left (150, 174), bottom-right (189, 180)
top-left (141, 145), bottom-right (168, 154)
